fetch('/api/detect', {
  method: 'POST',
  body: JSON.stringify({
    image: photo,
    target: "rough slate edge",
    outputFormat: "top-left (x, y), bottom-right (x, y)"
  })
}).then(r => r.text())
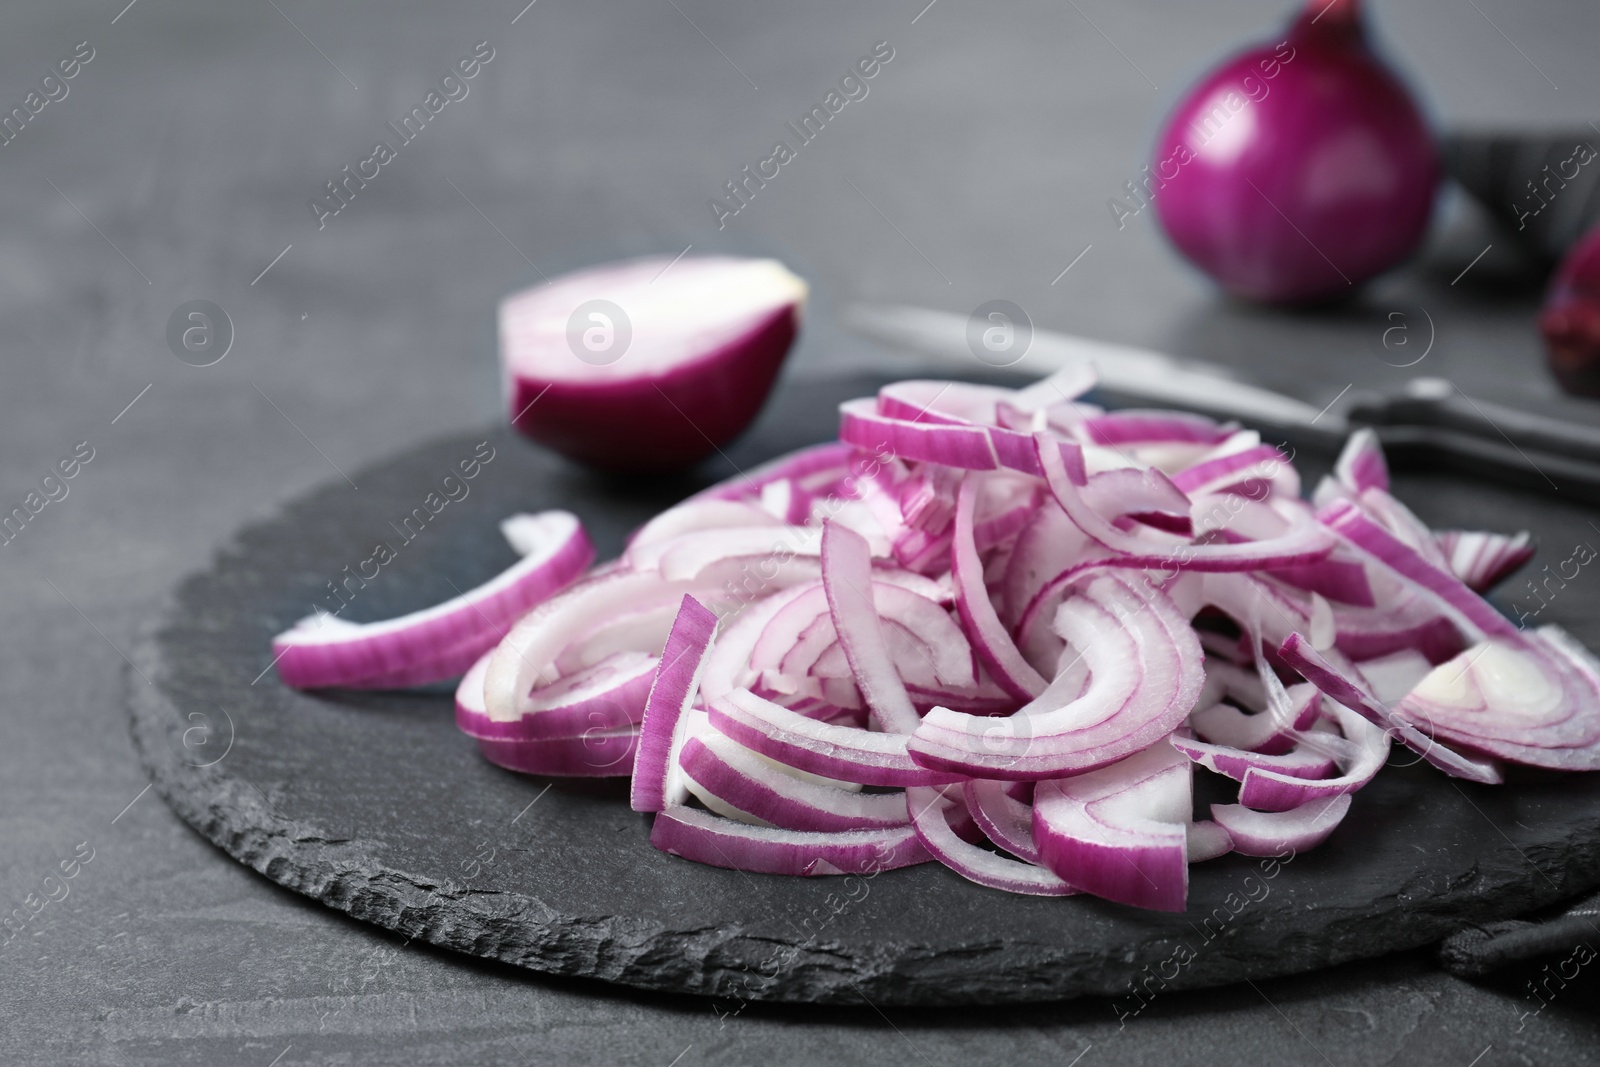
top-left (123, 416), bottom-right (1600, 1008)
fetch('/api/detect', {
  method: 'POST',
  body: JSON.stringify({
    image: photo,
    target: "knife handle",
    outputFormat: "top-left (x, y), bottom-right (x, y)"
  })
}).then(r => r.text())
top-left (1347, 378), bottom-right (1600, 467)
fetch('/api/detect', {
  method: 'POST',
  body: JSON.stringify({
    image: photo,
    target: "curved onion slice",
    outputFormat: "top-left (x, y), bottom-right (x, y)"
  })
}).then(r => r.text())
top-left (679, 733), bottom-right (906, 831)
top-left (1278, 634), bottom-right (1503, 784)
top-left (457, 649), bottom-right (657, 741)
top-left (1333, 427), bottom-right (1389, 494)
top-left (910, 575), bottom-right (1203, 780)
top-left (1434, 528), bottom-right (1535, 593)
top-left (709, 688), bottom-right (960, 787)
top-left (1190, 682), bottom-right (1322, 754)
top-left (950, 476), bottom-right (1047, 700)
top-left (1211, 794), bottom-right (1352, 856)
top-left (485, 569), bottom-right (727, 723)
top-left (821, 522), bottom-right (923, 733)
top-left (1170, 733), bottom-right (1338, 782)
top-left (649, 805), bottom-right (930, 876)
top-left (1033, 743), bottom-right (1194, 912)
top-left (1035, 434), bottom-right (1336, 573)
top-left (963, 779), bottom-right (1044, 864)
top-left (272, 511), bottom-right (592, 690)
top-left (906, 785), bottom-right (1077, 896)
top-left (1236, 703), bottom-right (1390, 812)
top-left (630, 596), bottom-right (718, 813)
top-left (477, 729), bottom-right (639, 778)
top-left (501, 256), bottom-right (806, 472)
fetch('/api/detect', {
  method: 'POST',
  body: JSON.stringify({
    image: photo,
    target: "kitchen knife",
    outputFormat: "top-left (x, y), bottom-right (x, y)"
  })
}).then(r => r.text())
top-left (845, 303), bottom-right (1600, 500)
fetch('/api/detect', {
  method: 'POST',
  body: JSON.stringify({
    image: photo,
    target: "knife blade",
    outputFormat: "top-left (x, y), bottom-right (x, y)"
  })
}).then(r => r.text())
top-left (845, 303), bottom-right (1600, 500)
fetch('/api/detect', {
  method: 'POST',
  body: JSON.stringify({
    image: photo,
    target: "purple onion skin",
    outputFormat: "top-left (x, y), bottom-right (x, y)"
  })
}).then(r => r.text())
top-left (1150, 0), bottom-right (1438, 304)
top-left (1540, 223), bottom-right (1600, 397)
top-left (509, 305), bottom-right (798, 474)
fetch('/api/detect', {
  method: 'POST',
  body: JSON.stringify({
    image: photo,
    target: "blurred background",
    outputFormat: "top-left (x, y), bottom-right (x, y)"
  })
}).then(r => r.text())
top-left (7, 0), bottom-right (1600, 1063)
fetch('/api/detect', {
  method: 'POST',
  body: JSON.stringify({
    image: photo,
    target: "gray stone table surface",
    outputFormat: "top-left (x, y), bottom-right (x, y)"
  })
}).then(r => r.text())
top-left (5, 0), bottom-right (1600, 1063)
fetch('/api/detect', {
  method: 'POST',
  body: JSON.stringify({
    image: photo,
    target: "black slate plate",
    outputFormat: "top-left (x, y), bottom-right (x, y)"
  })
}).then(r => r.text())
top-left (127, 374), bottom-right (1600, 1006)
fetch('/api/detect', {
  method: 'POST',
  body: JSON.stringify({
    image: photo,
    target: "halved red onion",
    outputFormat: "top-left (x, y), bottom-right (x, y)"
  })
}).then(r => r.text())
top-left (1033, 743), bottom-right (1194, 912)
top-left (273, 511), bottom-right (593, 690)
top-left (649, 805), bottom-right (930, 876)
top-left (630, 596), bottom-right (718, 813)
top-left (1319, 500), bottom-right (1517, 641)
top-left (1211, 794), bottom-right (1353, 857)
top-left (906, 785), bottom-right (1077, 896)
top-left (501, 256), bottom-right (806, 472)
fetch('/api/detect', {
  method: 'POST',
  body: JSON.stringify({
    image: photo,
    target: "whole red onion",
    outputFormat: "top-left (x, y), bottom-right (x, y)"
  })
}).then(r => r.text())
top-left (1539, 223), bottom-right (1600, 397)
top-left (1147, 0), bottom-right (1438, 304)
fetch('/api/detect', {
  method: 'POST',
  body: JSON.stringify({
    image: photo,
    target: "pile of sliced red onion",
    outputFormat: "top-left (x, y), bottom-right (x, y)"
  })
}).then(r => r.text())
top-left (273, 370), bottom-right (1600, 912)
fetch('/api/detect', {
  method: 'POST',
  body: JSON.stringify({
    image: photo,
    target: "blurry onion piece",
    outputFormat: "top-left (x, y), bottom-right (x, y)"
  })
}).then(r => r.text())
top-left (1149, 0), bottom-right (1438, 304)
top-left (1540, 223), bottom-right (1600, 398)
top-left (500, 256), bottom-right (807, 472)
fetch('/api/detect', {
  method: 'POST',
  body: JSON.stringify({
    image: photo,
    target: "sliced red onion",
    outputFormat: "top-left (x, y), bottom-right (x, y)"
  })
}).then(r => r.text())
top-left (1035, 434), bottom-right (1336, 573)
top-left (457, 649), bottom-right (656, 741)
top-left (501, 256), bottom-right (806, 472)
top-left (709, 688), bottom-right (960, 787)
top-left (485, 569), bottom-right (724, 723)
top-left (1435, 528), bottom-right (1535, 593)
top-left (678, 733), bottom-right (908, 831)
top-left (1211, 794), bottom-right (1353, 857)
top-left (274, 511), bottom-right (593, 690)
top-left (1278, 633), bottom-right (1503, 784)
top-left (906, 785), bottom-right (1077, 896)
top-left (1033, 743), bottom-right (1194, 912)
top-left (649, 805), bottom-right (930, 876)
top-left (912, 575), bottom-right (1204, 780)
top-left (630, 595), bottom-right (718, 813)
top-left (1187, 820), bottom-right (1235, 863)
top-left (963, 779), bottom-right (1043, 864)
top-left (1334, 428), bottom-right (1389, 495)
top-left (821, 522), bottom-right (923, 733)
top-left (1189, 681), bottom-right (1321, 754)
top-left (477, 728), bottom-right (640, 778)
top-left (626, 500), bottom-right (781, 560)
top-left (335, 367), bottom-right (1600, 908)
top-left (950, 475), bottom-right (1048, 700)
top-left (1319, 500), bottom-right (1517, 641)
top-left (1236, 703), bottom-right (1391, 812)
top-left (1170, 733), bottom-right (1338, 782)
top-left (1396, 636), bottom-right (1600, 769)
